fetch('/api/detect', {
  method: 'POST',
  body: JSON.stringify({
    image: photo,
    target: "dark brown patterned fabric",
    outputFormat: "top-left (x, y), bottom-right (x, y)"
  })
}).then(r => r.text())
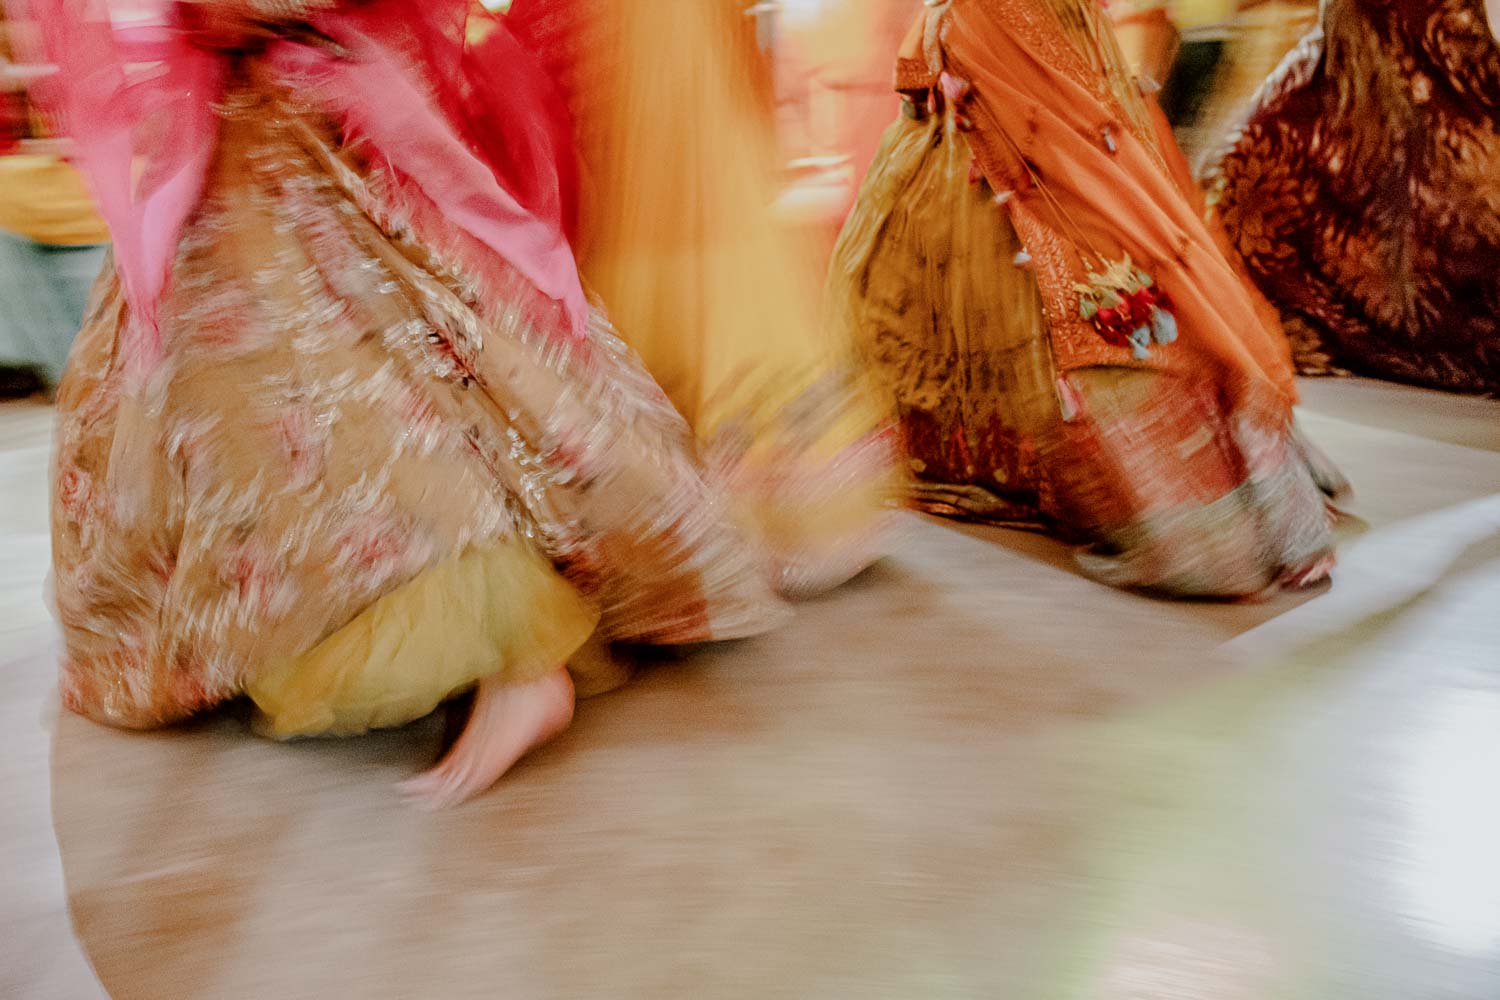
top-left (1203, 0), bottom-right (1500, 394)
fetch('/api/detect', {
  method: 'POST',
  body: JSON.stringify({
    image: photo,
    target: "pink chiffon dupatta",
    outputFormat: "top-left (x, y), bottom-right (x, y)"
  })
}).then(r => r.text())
top-left (271, 32), bottom-right (588, 337)
top-left (16, 0), bottom-right (220, 365)
top-left (17, 0), bottom-right (589, 370)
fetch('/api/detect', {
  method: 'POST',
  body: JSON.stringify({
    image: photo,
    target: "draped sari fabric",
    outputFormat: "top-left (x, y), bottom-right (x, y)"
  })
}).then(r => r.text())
top-left (828, 0), bottom-right (1345, 597)
top-left (940, 0), bottom-right (1300, 407)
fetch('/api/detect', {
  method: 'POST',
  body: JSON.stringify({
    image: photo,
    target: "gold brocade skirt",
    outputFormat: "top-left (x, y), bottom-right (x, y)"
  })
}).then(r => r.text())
top-left (826, 109), bottom-right (1060, 530)
top-left (50, 69), bottom-right (788, 734)
top-left (828, 108), bottom-right (1343, 597)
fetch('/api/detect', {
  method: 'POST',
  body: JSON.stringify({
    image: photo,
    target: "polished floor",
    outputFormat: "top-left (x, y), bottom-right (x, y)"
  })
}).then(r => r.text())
top-left (3, 379), bottom-right (1499, 999)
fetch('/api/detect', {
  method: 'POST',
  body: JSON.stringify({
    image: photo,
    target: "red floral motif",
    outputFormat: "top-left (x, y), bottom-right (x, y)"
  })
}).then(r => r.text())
top-left (278, 407), bottom-right (326, 489)
top-left (168, 654), bottom-right (216, 715)
top-left (553, 538), bottom-right (605, 596)
top-left (949, 423), bottom-right (976, 476)
top-left (334, 518), bottom-right (413, 583)
top-left (146, 548), bottom-right (177, 584)
top-left (193, 296), bottom-right (259, 351)
top-left (424, 327), bottom-right (478, 388)
top-left (58, 661), bottom-right (91, 716)
top-left (224, 544), bottom-right (275, 610)
top-left (546, 431), bottom-right (591, 476)
top-left (56, 467), bottom-right (94, 523)
top-left (397, 388), bottom-right (446, 442)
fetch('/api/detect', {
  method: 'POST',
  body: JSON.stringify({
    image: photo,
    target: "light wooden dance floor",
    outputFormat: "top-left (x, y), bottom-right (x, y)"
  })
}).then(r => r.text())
top-left (3, 379), bottom-right (1499, 999)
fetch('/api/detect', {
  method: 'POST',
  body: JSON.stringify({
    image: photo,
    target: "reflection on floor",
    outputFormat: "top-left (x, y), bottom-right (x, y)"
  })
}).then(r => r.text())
top-left (0, 399), bottom-right (104, 1000)
top-left (2, 379), bottom-right (1498, 999)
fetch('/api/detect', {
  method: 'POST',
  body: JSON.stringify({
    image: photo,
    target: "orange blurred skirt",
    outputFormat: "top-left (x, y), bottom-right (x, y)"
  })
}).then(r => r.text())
top-left (509, 0), bottom-right (902, 597)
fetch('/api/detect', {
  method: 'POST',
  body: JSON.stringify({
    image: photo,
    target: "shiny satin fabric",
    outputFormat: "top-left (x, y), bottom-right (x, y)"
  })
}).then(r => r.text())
top-left (1202, 0), bottom-right (1500, 395)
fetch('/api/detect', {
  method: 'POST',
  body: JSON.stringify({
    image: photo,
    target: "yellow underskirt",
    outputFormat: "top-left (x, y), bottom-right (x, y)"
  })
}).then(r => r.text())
top-left (248, 537), bottom-right (600, 739)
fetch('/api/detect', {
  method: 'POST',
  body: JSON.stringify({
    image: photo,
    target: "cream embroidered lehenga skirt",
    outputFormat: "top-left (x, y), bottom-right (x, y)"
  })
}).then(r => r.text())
top-left (826, 0), bottom-right (1345, 598)
top-left (52, 61), bottom-right (792, 735)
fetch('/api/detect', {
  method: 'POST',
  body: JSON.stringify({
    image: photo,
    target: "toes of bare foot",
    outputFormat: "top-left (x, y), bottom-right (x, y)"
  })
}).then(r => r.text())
top-left (399, 667), bottom-right (575, 810)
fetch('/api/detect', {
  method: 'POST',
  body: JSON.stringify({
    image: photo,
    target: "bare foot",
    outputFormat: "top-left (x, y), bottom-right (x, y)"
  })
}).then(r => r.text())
top-left (1282, 552), bottom-right (1337, 591)
top-left (398, 666), bottom-right (575, 810)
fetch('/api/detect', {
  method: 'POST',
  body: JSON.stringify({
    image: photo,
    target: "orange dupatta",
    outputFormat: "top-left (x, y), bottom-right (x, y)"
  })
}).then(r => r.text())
top-left (916, 0), bottom-right (1298, 408)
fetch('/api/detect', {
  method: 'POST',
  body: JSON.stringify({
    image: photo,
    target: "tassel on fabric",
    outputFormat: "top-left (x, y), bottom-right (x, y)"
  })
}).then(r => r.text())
top-left (1056, 376), bottom-right (1085, 422)
top-left (1150, 306), bottom-right (1178, 345)
top-left (1073, 254), bottom-right (1177, 356)
top-left (1129, 326), bottom-right (1152, 359)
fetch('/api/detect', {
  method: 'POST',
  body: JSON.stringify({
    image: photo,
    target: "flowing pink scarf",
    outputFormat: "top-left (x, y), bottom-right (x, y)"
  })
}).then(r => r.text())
top-left (14, 0), bottom-right (588, 367)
